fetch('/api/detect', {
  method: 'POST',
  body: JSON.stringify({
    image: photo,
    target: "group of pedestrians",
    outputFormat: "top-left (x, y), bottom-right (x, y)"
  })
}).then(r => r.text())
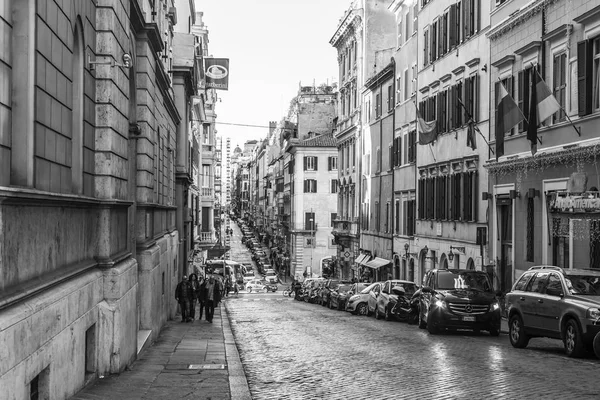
top-left (175, 273), bottom-right (222, 323)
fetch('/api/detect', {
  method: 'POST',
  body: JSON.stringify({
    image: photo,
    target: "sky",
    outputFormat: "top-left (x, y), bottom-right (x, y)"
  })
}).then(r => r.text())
top-left (195, 0), bottom-right (350, 150)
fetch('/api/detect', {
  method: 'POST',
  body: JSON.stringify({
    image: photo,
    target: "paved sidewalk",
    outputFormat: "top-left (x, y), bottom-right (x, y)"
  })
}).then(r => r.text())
top-left (71, 304), bottom-right (251, 400)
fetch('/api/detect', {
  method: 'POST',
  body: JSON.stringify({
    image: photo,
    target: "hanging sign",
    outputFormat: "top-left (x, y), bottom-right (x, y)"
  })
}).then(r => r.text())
top-left (550, 192), bottom-right (600, 213)
top-left (205, 58), bottom-right (229, 90)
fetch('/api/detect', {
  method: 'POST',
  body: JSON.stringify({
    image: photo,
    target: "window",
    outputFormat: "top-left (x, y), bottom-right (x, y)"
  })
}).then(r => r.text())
top-left (366, 99), bottom-right (371, 122)
top-left (331, 213), bottom-right (337, 227)
top-left (352, 141), bottom-right (356, 167)
top-left (495, 76), bottom-right (514, 137)
top-left (431, 20), bottom-right (438, 62)
top-left (376, 147), bottom-right (381, 172)
top-left (526, 197), bottom-right (534, 262)
top-left (328, 156), bottom-right (338, 170)
top-left (405, 11), bottom-right (410, 42)
top-left (375, 201), bottom-right (380, 231)
top-left (413, 3), bottom-right (418, 34)
top-left (405, 198), bottom-right (416, 236)
top-left (404, 69), bottom-right (409, 101)
top-left (553, 53), bottom-right (567, 122)
top-left (396, 76), bottom-right (402, 103)
top-left (305, 212), bottom-right (315, 230)
top-left (395, 199), bottom-right (401, 233)
top-left (393, 136), bottom-right (402, 167)
top-left (306, 237), bottom-right (316, 247)
top-left (408, 130), bottom-right (417, 163)
top-left (518, 66), bottom-right (534, 132)
top-left (303, 156), bottom-right (318, 171)
top-left (375, 92), bottom-right (382, 118)
top-left (423, 27), bottom-right (430, 66)
top-left (331, 179), bottom-right (339, 193)
top-left (304, 179), bottom-right (317, 193)
top-left (388, 84), bottom-right (394, 111)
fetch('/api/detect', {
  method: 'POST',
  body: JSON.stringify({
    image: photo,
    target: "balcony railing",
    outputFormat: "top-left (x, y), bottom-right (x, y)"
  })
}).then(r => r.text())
top-left (202, 187), bottom-right (212, 197)
top-left (198, 231), bottom-right (215, 243)
top-left (332, 219), bottom-right (358, 236)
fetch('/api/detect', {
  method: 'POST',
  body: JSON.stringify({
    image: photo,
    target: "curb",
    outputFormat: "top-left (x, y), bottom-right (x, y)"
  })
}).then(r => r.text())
top-left (221, 303), bottom-right (252, 400)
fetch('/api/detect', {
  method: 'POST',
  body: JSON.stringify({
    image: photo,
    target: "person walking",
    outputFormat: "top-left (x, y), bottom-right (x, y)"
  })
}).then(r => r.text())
top-left (175, 275), bottom-right (193, 322)
top-left (188, 273), bottom-right (201, 321)
top-left (201, 275), bottom-right (222, 323)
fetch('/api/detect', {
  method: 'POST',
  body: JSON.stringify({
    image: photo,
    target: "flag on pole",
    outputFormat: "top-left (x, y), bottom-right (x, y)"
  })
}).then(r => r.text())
top-left (416, 106), bottom-right (438, 145)
top-left (495, 82), bottom-right (525, 159)
top-left (527, 68), bottom-right (561, 156)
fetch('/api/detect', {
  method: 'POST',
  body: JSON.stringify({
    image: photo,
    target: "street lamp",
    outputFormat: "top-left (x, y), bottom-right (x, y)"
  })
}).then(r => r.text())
top-left (404, 242), bottom-right (410, 259)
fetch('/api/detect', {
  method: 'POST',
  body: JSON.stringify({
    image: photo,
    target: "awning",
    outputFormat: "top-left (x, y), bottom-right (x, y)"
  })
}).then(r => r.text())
top-left (364, 257), bottom-right (391, 269)
top-left (354, 254), bottom-right (369, 265)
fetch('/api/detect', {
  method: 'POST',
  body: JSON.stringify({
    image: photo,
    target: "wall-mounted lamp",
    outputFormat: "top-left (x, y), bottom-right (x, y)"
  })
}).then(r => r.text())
top-left (509, 190), bottom-right (520, 199)
top-left (527, 188), bottom-right (540, 198)
top-left (482, 192), bottom-right (492, 201)
top-left (448, 250), bottom-right (455, 262)
top-left (88, 53), bottom-right (133, 70)
top-left (422, 245), bottom-right (436, 260)
top-left (448, 246), bottom-right (465, 263)
top-left (404, 243), bottom-right (410, 259)
top-left (481, 64), bottom-right (487, 72)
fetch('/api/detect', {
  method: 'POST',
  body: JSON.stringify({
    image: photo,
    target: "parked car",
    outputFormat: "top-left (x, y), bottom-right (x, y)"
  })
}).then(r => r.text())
top-left (368, 280), bottom-right (418, 321)
top-left (329, 283), bottom-right (354, 310)
top-left (346, 282), bottom-right (380, 315)
top-left (242, 271), bottom-right (256, 285)
top-left (264, 269), bottom-right (279, 284)
top-left (505, 265), bottom-right (600, 358)
top-left (246, 279), bottom-right (277, 293)
top-left (418, 268), bottom-right (501, 335)
top-left (318, 280), bottom-right (351, 307)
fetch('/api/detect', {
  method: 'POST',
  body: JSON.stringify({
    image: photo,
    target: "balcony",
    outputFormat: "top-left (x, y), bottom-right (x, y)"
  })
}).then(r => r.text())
top-left (198, 231), bottom-right (216, 244)
top-left (332, 219), bottom-right (358, 237)
top-left (202, 187), bottom-right (213, 197)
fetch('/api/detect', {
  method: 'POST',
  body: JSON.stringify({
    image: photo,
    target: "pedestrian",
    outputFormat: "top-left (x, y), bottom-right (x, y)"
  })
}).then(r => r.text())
top-left (175, 275), bottom-right (193, 322)
top-left (188, 273), bottom-right (200, 321)
top-left (201, 275), bottom-right (222, 323)
top-left (197, 276), bottom-right (206, 320)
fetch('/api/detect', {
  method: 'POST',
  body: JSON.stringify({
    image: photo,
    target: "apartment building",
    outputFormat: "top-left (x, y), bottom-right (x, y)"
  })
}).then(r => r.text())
top-left (486, 0), bottom-right (600, 290)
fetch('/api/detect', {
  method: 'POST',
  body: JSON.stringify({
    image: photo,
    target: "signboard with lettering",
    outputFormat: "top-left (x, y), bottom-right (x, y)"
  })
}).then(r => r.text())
top-left (550, 192), bottom-right (600, 213)
top-left (205, 58), bottom-right (229, 90)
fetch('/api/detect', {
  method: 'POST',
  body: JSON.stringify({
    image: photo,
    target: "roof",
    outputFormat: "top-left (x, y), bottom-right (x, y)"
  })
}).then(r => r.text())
top-left (298, 133), bottom-right (337, 147)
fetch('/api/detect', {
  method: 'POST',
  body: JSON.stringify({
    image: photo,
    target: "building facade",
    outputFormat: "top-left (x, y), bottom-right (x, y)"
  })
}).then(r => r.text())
top-left (486, 0), bottom-right (600, 290)
top-left (414, 0), bottom-right (491, 286)
top-left (0, 0), bottom-right (211, 397)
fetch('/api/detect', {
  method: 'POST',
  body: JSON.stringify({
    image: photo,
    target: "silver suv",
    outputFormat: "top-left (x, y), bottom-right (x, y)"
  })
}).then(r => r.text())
top-left (505, 266), bottom-right (600, 358)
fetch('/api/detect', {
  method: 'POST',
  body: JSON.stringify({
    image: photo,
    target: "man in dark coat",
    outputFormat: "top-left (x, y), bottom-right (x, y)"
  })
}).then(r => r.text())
top-left (200, 275), bottom-right (222, 323)
top-left (175, 275), bottom-right (193, 322)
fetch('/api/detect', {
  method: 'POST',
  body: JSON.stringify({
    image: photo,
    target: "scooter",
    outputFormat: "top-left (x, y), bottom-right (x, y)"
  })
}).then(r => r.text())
top-left (390, 286), bottom-right (420, 324)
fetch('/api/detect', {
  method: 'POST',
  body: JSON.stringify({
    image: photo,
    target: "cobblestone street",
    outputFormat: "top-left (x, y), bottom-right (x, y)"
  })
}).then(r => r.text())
top-left (225, 294), bottom-right (599, 399)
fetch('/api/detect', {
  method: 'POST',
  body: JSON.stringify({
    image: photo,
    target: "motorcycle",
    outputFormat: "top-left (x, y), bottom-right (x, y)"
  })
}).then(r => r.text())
top-left (390, 286), bottom-right (420, 324)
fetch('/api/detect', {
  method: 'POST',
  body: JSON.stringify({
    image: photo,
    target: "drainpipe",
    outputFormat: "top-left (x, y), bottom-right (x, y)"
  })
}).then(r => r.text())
top-left (391, 57), bottom-right (396, 279)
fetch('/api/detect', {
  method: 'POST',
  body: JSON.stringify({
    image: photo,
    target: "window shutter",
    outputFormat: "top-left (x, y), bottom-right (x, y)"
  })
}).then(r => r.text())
top-left (518, 71), bottom-right (525, 132)
top-left (314, 180), bottom-right (318, 192)
top-left (577, 40), bottom-right (592, 116)
top-left (327, 157), bottom-right (331, 171)
top-left (473, 74), bottom-right (479, 121)
top-left (449, 4), bottom-right (457, 48)
top-left (303, 157), bottom-right (307, 171)
top-left (314, 157), bottom-right (318, 171)
top-left (463, 0), bottom-right (470, 39)
top-left (473, 171), bottom-right (478, 222)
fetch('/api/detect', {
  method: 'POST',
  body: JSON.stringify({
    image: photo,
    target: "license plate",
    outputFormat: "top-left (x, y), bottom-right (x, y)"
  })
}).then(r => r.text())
top-left (462, 316), bottom-right (475, 322)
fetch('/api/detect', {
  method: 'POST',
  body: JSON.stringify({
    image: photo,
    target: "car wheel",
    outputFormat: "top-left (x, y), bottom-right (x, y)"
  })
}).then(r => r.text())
top-left (385, 306), bottom-right (392, 321)
top-left (508, 314), bottom-right (529, 348)
top-left (426, 316), bottom-right (438, 334)
top-left (564, 319), bottom-right (585, 358)
top-left (356, 303), bottom-right (368, 316)
top-left (418, 307), bottom-right (426, 329)
top-left (374, 306), bottom-right (381, 320)
top-left (593, 332), bottom-right (600, 359)
top-left (328, 299), bottom-right (333, 309)
top-left (262, 287), bottom-right (268, 293)
top-left (248, 287), bottom-right (252, 293)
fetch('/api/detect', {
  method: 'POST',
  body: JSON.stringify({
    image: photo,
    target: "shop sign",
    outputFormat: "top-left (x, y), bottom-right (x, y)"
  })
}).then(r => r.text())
top-left (550, 192), bottom-right (600, 213)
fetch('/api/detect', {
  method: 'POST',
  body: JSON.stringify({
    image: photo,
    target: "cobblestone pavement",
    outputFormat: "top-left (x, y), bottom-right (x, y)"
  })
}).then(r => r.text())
top-left (224, 293), bottom-right (600, 400)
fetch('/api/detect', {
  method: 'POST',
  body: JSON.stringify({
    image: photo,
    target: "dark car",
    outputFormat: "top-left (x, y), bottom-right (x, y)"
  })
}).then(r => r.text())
top-left (505, 265), bottom-right (600, 358)
top-left (329, 283), bottom-right (354, 310)
top-left (317, 279), bottom-right (340, 306)
top-left (418, 269), bottom-right (502, 336)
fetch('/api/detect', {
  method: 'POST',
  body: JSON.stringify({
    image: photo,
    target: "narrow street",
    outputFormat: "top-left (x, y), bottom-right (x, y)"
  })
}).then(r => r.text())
top-left (225, 223), bottom-right (600, 399)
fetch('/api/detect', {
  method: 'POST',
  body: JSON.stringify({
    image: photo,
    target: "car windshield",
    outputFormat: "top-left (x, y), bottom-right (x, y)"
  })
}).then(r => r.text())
top-left (244, 272), bottom-right (254, 277)
top-left (565, 275), bottom-right (600, 295)
top-left (392, 282), bottom-right (417, 296)
top-left (360, 283), bottom-right (378, 294)
top-left (329, 281), bottom-right (340, 289)
top-left (436, 271), bottom-right (493, 292)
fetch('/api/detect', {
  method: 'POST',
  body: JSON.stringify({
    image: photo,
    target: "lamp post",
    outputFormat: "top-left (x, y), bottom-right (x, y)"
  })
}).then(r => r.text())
top-left (309, 218), bottom-right (314, 277)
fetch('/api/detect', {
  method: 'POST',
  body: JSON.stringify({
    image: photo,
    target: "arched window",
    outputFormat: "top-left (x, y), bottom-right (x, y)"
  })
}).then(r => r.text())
top-left (467, 258), bottom-right (475, 270)
top-left (71, 17), bottom-right (85, 194)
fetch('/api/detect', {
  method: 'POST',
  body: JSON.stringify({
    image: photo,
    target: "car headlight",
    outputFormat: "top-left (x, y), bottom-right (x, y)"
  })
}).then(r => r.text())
top-left (586, 308), bottom-right (600, 320)
top-left (434, 299), bottom-right (446, 309)
top-left (491, 302), bottom-right (500, 311)
top-left (348, 295), bottom-right (359, 302)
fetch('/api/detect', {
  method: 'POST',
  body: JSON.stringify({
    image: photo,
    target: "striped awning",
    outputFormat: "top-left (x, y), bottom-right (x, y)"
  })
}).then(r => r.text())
top-left (354, 254), bottom-right (370, 265)
top-left (364, 257), bottom-right (391, 269)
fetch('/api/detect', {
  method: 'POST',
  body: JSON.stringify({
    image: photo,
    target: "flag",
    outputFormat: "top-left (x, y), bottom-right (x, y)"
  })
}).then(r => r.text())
top-left (466, 120), bottom-right (477, 150)
top-left (416, 106), bottom-right (437, 145)
top-left (495, 82), bottom-right (524, 159)
top-left (527, 68), bottom-right (561, 156)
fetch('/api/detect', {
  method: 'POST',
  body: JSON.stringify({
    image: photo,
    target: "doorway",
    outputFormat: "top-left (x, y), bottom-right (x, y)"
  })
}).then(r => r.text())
top-left (497, 197), bottom-right (513, 292)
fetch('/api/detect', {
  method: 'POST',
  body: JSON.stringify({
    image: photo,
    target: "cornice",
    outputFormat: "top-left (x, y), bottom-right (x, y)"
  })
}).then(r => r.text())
top-left (487, 0), bottom-right (559, 41)
top-left (542, 24), bottom-right (570, 42)
top-left (330, 8), bottom-right (362, 47)
top-left (514, 41), bottom-right (541, 55)
top-left (491, 54), bottom-right (515, 69)
top-left (130, 0), bottom-right (164, 54)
